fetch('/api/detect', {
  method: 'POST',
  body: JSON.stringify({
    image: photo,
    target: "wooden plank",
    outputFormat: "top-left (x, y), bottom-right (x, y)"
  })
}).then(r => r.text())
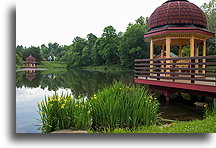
top-left (134, 74), bottom-right (216, 82)
top-left (134, 67), bottom-right (216, 71)
top-left (134, 71), bottom-right (216, 77)
top-left (134, 79), bottom-right (216, 93)
top-left (135, 62), bottom-right (216, 66)
top-left (134, 55), bottom-right (216, 62)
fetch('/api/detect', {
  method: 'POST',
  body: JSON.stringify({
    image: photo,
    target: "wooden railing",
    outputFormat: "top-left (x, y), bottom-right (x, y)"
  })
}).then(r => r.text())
top-left (134, 55), bottom-right (216, 84)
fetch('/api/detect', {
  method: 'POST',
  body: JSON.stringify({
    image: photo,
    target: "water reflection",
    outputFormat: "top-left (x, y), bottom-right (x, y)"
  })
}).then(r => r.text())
top-left (16, 69), bottom-right (133, 133)
top-left (16, 69), bottom-right (203, 133)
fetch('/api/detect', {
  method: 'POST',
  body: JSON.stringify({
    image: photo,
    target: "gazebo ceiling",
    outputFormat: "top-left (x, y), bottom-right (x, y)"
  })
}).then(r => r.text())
top-left (148, 0), bottom-right (207, 31)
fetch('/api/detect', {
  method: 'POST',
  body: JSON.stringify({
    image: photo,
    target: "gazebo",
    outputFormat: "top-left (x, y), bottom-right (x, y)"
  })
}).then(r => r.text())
top-left (22, 55), bottom-right (37, 68)
top-left (134, 0), bottom-right (216, 104)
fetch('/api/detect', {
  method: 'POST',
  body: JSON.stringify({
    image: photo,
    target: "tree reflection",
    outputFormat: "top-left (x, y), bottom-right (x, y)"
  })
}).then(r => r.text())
top-left (16, 70), bottom-right (133, 96)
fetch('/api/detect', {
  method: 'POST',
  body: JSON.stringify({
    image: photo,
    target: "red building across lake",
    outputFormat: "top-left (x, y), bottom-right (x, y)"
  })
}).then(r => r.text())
top-left (22, 55), bottom-right (37, 68)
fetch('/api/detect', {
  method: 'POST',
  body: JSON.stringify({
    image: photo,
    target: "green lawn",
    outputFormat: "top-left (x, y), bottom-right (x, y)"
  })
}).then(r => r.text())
top-left (79, 64), bottom-right (130, 71)
top-left (37, 61), bottom-right (67, 68)
top-left (93, 115), bottom-right (216, 133)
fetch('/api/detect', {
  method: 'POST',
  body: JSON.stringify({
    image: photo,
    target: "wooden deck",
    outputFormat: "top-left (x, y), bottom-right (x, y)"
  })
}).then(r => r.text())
top-left (134, 55), bottom-right (216, 100)
top-left (137, 74), bottom-right (215, 86)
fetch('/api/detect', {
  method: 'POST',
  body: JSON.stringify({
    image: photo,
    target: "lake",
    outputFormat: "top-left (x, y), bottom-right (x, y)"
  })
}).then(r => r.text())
top-left (16, 69), bottom-right (203, 133)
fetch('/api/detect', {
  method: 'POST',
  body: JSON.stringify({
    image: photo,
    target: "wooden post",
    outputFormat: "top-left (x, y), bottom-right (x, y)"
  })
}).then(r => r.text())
top-left (203, 39), bottom-right (207, 74)
top-left (179, 44), bottom-right (183, 57)
top-left (190, 35), bottom-right (195, 57)
top-left (150, 39), bottom-right (154, 76)
top-left (195, 43), bottom-right (199, 73)
top-left (166, 36), bottom-right (171, 76)
top-left (161, 45), bottom-right (165, 72)
top-left (190, 35), bottom-right (195, 83)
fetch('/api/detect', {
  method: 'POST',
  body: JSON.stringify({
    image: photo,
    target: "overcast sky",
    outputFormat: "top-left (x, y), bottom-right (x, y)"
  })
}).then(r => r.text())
top-left (16, 0), bottom-right (208, 47)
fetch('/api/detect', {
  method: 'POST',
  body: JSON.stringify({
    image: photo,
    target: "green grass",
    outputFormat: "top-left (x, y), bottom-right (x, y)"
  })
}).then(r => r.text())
top-left (78, 64), bottom-right (130, 71)
top-left (37, 61), bottom-right (67, 68)
top-left (90, 101), bottom-right (216, 133)
top-left (99, 115), bottom-right (216, 133)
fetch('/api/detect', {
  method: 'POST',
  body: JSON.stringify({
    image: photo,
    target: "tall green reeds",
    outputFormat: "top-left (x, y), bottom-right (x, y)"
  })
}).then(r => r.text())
top-left (90, 81), bottom-right (160, 130)
top-left (37, 81), bottom-right (160, 132)
top-left (38, 94), bottom-right (91, 133)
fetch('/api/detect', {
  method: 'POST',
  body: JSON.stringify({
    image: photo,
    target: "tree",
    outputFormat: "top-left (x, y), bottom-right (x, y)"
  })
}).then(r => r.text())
top-left (201, 0), bottom-right (216, 55)
top-left (98, 26), bottom-right (120, 65)
top-left (21, 46), bottom-right (42, 62)
top-left (118, 17), bottom-right (149, 68)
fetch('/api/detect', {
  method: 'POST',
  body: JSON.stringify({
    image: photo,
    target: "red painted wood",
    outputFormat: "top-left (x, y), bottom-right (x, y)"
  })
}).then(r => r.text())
top-left (144, 29), bottom-right (215, 38)
top-left (134, 78), bottom-right (216, 93)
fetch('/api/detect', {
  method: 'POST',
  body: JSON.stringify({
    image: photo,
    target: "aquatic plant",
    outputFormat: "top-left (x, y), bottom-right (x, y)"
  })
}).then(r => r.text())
top-left (37, 94), bottom-right (91, 133)
top-left (37, 81), bottom-right (160, 132)
top-left (90, 81), bottom-right (160, 130)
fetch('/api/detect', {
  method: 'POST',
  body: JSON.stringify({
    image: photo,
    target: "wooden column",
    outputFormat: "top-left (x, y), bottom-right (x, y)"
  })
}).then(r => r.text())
top-left (195, 43), bottom-right (199, 73)
top-left (161, 45), bottom-right (165, 72)
top-left (190, 35), bottom-right (195, 83)
top-left (150, 39), bottom-right (154, 76)
top-left (202, 39), bottom-right (207, 74)
top-left (166, 36), bottom-right (171, 76)
top-left (190, 35), bottom-right (195, 57)
top-left (179, 44), bottom-right (183, 57)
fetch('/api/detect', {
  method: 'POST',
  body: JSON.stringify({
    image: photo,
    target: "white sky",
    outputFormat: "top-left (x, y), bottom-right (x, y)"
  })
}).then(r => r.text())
top-left (16, 0), bottom-right (208, 47)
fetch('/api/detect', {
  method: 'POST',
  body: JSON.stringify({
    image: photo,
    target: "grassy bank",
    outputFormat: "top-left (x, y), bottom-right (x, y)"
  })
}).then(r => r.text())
top-left (98, 116), bottom-right (215, 133)
top-left (74, 64), bottom-right (131, 71)
top-left (37, 61), bottom-right (67, 68)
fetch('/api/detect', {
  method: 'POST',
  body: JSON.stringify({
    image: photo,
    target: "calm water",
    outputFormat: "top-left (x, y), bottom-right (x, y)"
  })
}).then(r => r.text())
top-left (16, 69), bottom-right (203, 133)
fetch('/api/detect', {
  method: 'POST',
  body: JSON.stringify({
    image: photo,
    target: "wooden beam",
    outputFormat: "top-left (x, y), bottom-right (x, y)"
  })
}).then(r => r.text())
top-left (166, 36), bottom-right (171, 76)
top-left (179, 44), bottom-right (183, 57)
top-left (190, 35), bottom-right (195, 57)
top-left (150, 39), bottom-right (154, 76)
top-left (195, 43), bottom-right (199, 73)
top-left (161, 45), bottom-right (165, 72)
top-left (203, 39), bottom-right (207, 74)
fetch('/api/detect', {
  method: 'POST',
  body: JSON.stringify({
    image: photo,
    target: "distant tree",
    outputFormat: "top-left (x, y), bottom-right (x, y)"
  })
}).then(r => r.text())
top-left (22, 46), bottom-right (42, 62)
top-left (118, 17), bottom-right (149, 68)
top-left (98, 26), bottom-right (120, 65)
top-left (201, 0), bottom-right (216, 55)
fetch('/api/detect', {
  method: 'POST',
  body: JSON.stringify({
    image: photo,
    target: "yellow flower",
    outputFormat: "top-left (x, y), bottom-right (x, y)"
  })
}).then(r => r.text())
top-left (93, 94), bottom-right (96, 97)
top-left (79, 100), bottom-right (82, 103)
top-left (204, 104), bottom-right (207, 108)
top-left (154, 98), bottom-right (157, 100)
top-left (64, 100), bottom-right (67, 103)
top-left (144, 97), bottom-right (146, 99)
top-left (61, 104), bottom-right (65, 109)
top-left (37, 103), bottom-right (41, 106)
top-left (42, 105), bottom-right (45, 107)
top-left (150, 96), bottom-right (153, 99)
top-left (40, 111), bottom-right (44, 114)
top-left (50, 104), bottom-right (53, 107)
top-left (78, 95), bottom-right (81, 98)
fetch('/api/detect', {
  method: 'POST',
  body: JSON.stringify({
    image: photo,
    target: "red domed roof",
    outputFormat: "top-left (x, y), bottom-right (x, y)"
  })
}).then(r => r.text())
top-left (148, 0), bottom-right (207, 31)
top-left (26, 55), bottom-right (36, 61)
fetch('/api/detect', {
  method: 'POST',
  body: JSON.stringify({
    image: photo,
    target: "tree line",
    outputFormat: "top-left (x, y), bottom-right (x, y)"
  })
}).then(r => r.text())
top-left (16, 0), bottom-right (216, 69)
